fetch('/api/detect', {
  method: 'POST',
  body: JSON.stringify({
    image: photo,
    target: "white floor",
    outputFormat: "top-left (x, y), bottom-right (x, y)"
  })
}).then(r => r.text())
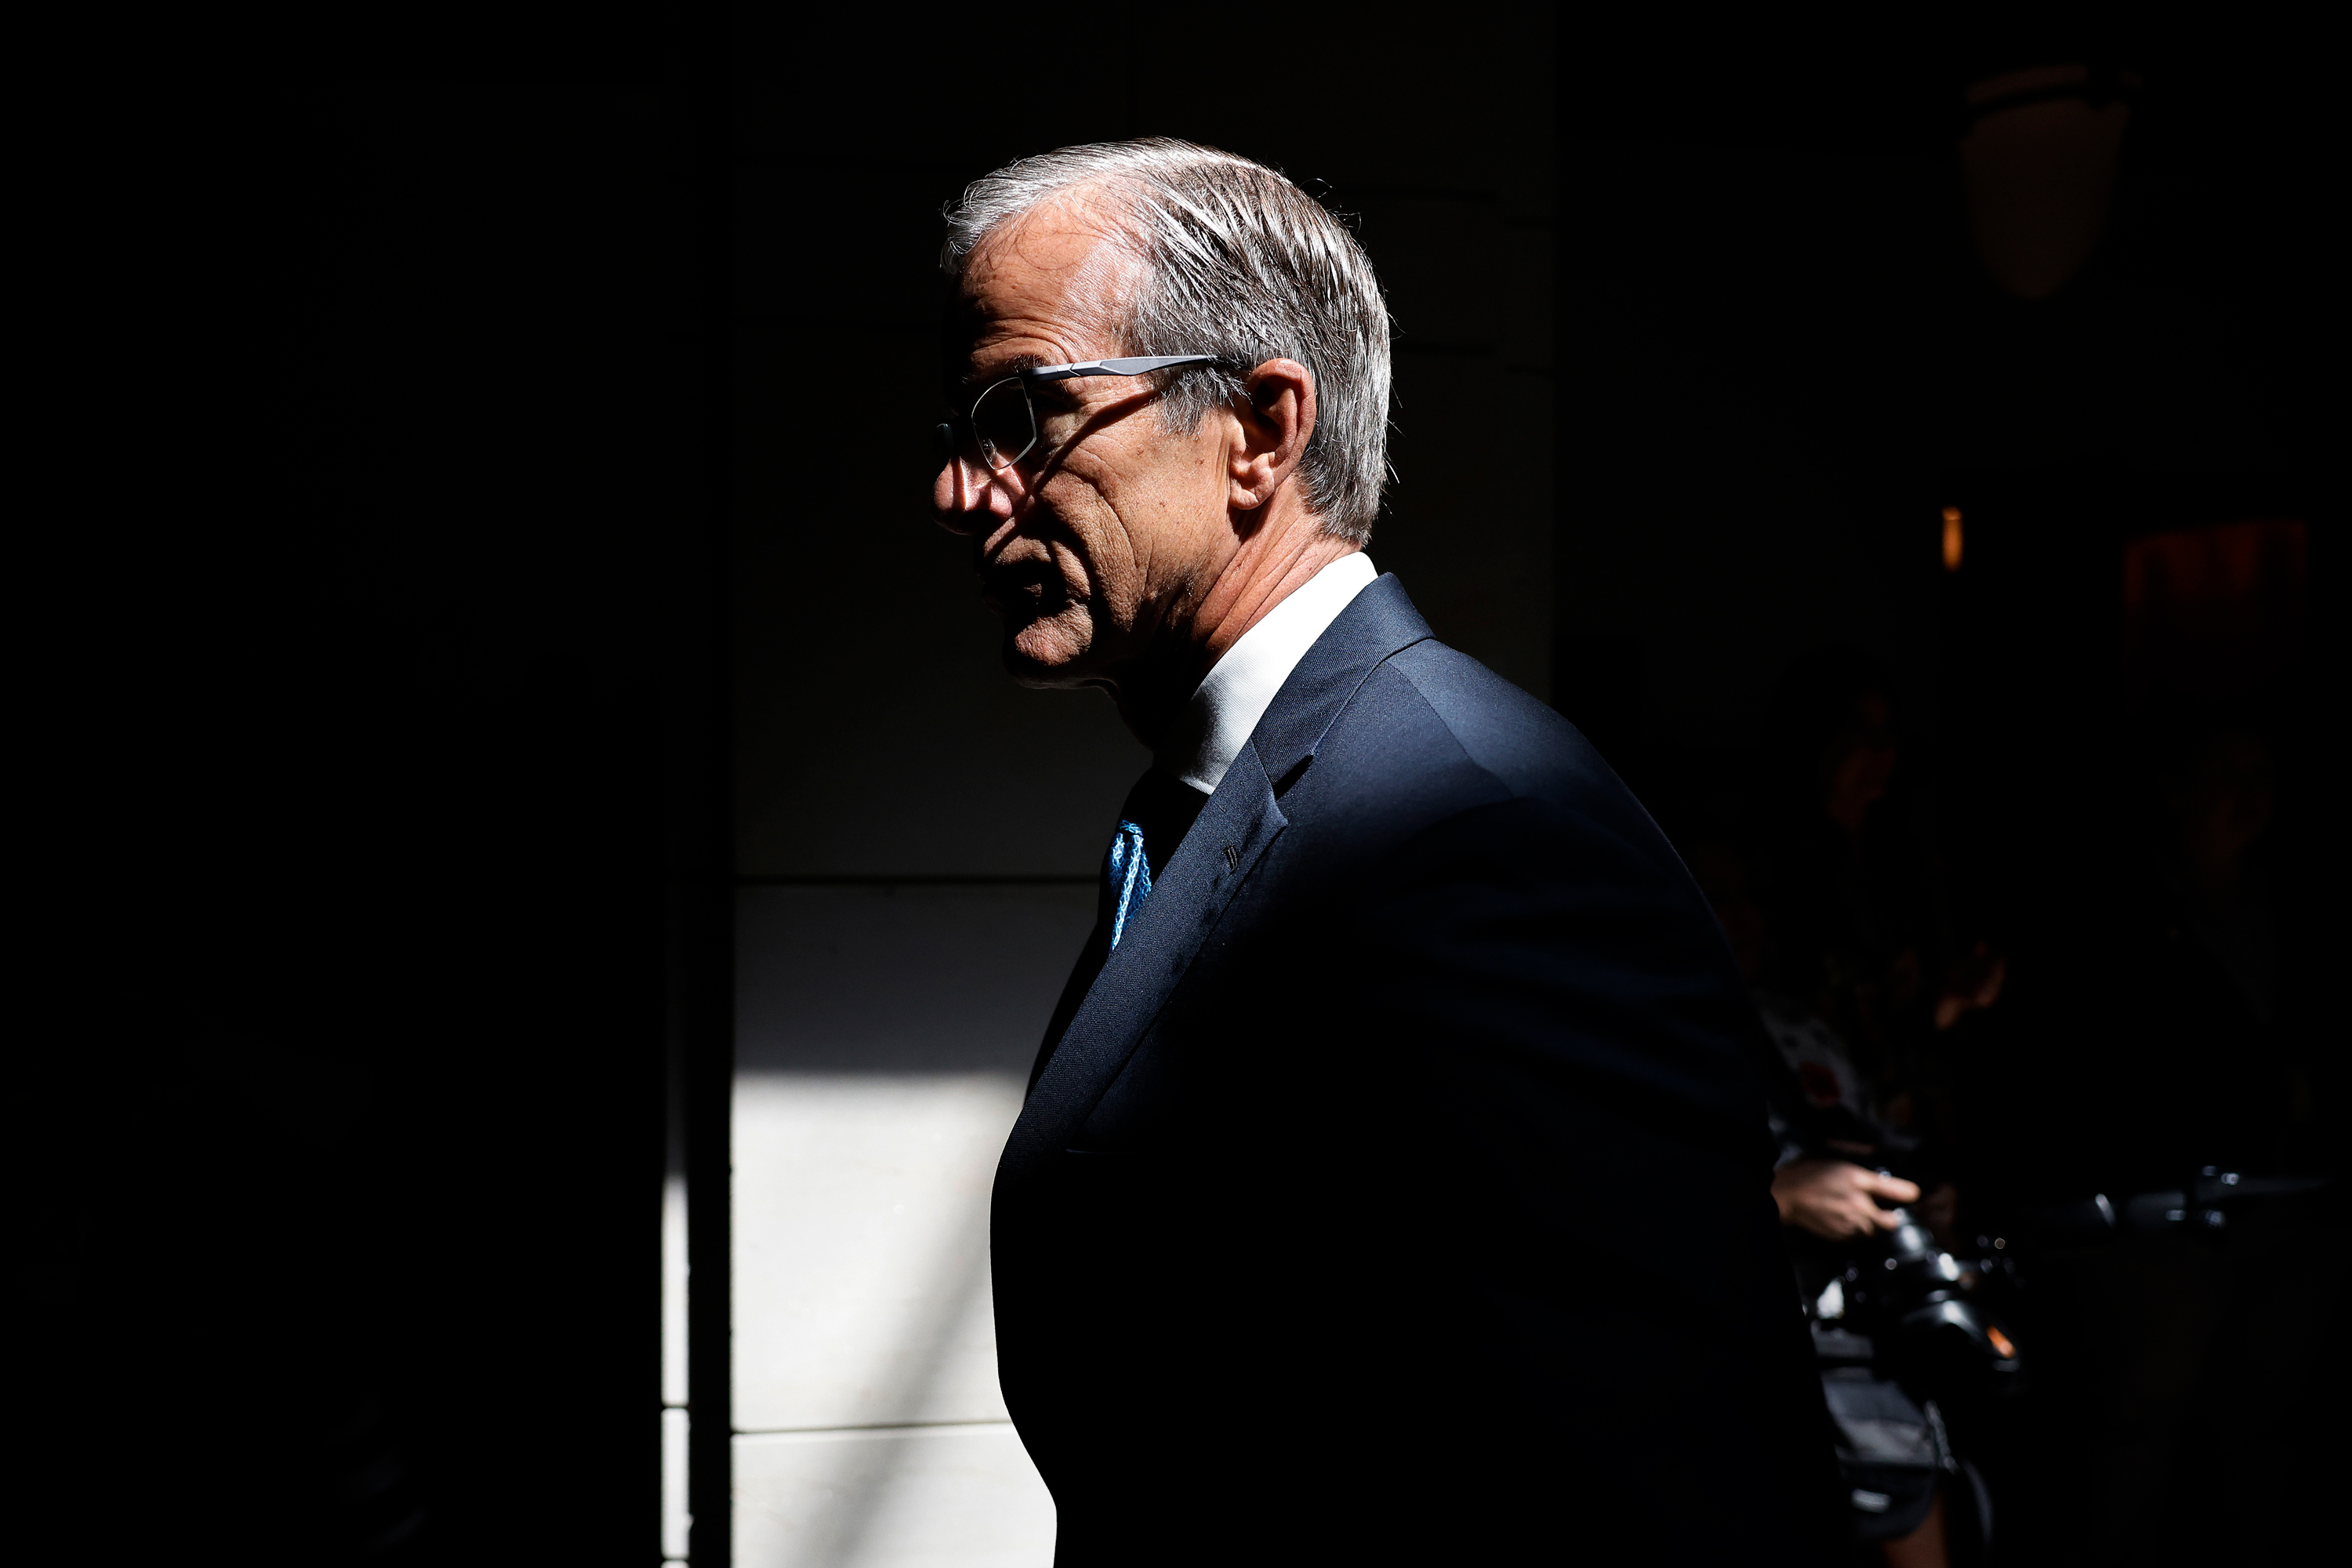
top-left (732, 884), bottom-right (1093, 1567)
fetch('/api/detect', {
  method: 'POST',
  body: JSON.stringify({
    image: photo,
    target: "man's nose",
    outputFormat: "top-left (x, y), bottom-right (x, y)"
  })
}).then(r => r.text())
top-left (931, 446), bottom-right (1012, 535)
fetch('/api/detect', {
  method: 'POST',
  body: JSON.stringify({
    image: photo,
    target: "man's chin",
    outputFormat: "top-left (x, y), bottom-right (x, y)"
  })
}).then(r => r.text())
top-left (997, 615), bottom-right (1099, 689)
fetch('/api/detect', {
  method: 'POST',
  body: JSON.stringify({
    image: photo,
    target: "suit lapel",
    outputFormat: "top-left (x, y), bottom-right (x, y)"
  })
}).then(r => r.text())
top-left (1000, 575), bottom-right (1436, 1180)
top-left (1002, 742), bottom-right (1286, 1174)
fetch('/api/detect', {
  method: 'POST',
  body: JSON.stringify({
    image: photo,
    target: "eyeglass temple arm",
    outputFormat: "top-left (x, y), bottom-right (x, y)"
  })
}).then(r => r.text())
top-left (1025, 354), bottom-right (1218, 383)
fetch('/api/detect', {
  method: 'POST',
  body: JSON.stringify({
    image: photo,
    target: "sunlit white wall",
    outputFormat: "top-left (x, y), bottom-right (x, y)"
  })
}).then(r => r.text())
top-left (732, 884), bottom-right (1095, 1567)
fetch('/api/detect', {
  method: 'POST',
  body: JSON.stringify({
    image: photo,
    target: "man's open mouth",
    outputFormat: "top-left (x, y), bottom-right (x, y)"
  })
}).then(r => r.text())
top-left (978, 557), bottom-right (1066, 619)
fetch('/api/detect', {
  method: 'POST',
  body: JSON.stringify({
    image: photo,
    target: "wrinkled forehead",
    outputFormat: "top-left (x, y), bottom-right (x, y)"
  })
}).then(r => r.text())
top-left (946, 191), bottom-right (1141, 367)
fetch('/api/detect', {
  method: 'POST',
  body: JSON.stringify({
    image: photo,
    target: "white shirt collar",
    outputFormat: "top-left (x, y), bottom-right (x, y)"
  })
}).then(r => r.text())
top-left (1158, 552), bottom-right (1377, 795)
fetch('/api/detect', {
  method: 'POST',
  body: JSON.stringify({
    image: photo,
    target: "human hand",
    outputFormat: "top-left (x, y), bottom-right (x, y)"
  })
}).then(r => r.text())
top-left (1773, 1159), bottom-right (1920, 1240)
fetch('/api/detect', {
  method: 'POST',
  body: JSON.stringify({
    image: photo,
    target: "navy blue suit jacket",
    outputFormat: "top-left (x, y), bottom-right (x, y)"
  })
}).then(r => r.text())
top-left (993, 576), bottom-right (1838, 1564)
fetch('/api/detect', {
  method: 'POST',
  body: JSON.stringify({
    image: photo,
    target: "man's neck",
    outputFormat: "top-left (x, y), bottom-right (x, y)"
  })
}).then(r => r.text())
top-left (1107, 500), bottom-right (1358, 748)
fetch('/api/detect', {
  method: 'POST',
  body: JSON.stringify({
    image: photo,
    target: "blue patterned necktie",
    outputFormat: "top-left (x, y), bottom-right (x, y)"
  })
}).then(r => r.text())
top-left (1027, 771), bottom-right (1208, 1091)
top-left (1098, 770), bottom-right (1210, 952)
top-left (1105, 820), bottom-right (1153, 949)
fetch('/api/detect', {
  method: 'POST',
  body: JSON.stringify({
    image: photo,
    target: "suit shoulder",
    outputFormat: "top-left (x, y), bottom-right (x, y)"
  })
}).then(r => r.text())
top-left (1296, 639), bottom-right (1676, 880)
top-left (1380, 639), bottom-right (1617, 807)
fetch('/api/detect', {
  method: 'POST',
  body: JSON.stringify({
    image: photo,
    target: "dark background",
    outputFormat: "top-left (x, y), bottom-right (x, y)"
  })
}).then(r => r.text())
top-left (26, 45), bottom-right (732, 1568)
top-left (22, 5), bottom-right (2333, 1563)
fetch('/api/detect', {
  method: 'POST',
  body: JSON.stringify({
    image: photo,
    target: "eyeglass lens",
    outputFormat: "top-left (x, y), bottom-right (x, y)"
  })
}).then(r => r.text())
top-left (968, 379), bottom-right (1035, 470)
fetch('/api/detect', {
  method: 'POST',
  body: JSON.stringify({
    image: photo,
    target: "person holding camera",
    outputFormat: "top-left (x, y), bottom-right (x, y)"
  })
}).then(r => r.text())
top-left (1686, 832), bottom-right (1973, 1567)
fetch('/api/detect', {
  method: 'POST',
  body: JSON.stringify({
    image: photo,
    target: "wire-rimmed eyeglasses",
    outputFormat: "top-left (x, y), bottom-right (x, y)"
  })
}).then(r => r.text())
top-left (935, 355), bottom-right (1218, 472)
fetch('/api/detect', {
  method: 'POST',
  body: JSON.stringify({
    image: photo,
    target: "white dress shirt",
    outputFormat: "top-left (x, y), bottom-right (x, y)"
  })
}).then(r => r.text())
top-left (1157, 551), bottom-right (1378, 795)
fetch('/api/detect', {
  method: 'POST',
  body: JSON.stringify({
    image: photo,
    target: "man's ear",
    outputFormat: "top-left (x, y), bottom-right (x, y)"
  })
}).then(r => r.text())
top-left (1228, 358), bottom-right (1316, 512)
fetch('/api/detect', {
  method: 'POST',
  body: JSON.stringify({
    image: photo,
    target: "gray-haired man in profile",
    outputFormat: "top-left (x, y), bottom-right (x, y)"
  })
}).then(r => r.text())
top-left (933, 139), bottom-right (1838, 1565)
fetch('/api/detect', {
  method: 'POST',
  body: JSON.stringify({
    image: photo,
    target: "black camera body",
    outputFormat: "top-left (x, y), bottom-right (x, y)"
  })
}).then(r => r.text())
top-left (1811, 1207), bottom-right (2025, 1401)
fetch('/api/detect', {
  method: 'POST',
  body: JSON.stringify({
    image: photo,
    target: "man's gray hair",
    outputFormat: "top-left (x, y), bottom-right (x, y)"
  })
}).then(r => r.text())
top-left (942, 139), bottom-right (1392, 543)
